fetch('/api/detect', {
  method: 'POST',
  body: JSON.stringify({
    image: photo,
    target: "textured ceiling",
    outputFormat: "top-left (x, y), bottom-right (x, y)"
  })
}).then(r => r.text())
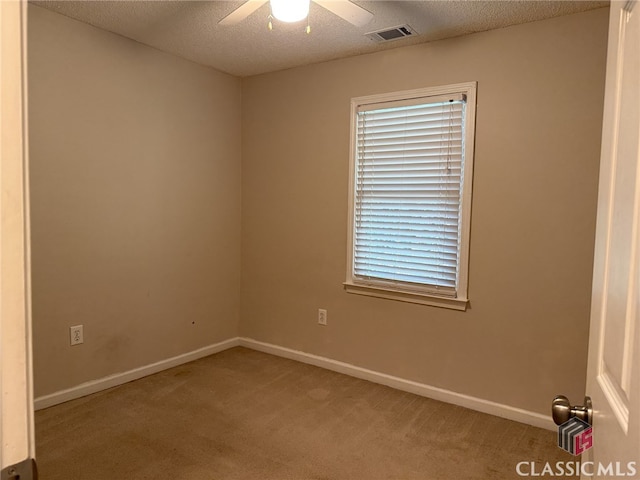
top-left (32, 1), bottom-right (608, 77)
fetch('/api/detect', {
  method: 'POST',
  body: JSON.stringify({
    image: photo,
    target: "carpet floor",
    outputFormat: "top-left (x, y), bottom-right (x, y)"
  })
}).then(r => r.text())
top-left (35, 347), bottom-right (571, 479)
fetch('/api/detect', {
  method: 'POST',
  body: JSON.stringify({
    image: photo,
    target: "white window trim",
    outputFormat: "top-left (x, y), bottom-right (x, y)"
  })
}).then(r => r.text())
top-left (344, 82), bottom-right (477, 311)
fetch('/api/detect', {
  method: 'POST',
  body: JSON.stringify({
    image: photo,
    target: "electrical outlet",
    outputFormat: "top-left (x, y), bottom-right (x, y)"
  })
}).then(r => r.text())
top-left (70, 325), bottom-right (84, 346)
top-left (318, 309), bottom-right (327, 326)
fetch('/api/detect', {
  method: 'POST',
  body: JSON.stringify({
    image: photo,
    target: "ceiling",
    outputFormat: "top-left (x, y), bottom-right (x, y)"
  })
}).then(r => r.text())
top-left (32, 0), bottom-right (608, 77)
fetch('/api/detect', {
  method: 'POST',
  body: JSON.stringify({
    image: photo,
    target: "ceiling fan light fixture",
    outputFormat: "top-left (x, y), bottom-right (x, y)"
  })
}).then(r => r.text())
top-left (270, 0), bottom-right (310, 23)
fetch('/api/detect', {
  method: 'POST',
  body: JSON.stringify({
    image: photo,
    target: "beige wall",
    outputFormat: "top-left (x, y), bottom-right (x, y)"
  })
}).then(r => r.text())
top-left (241, 8), bottom-right (609, 415)
top-left (28, 5), bottom-right (242, 397)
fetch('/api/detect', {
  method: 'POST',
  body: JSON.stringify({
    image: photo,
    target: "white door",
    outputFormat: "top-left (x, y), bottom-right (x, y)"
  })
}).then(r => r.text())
top-left (0, 0), bottom-right (36, 478)
top-left (585, 0), bottom-right (640, 477)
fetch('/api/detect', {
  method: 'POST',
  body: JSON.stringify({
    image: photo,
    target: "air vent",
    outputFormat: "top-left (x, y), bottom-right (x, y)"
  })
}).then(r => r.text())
top-left (365, 25), bottom-right (416, 43)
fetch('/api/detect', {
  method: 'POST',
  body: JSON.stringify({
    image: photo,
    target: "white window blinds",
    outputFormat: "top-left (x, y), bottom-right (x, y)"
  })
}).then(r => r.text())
top-left (353, 94), bottom-right (467, 296)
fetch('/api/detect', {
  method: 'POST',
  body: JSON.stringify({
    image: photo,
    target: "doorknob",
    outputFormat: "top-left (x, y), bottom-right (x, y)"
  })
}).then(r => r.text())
top-left (552, 395), bottom-right (593, 426)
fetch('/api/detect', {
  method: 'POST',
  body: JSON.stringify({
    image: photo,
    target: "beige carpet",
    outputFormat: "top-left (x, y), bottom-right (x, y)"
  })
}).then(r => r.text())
top-left (35, 347), bottom-right (570, 479)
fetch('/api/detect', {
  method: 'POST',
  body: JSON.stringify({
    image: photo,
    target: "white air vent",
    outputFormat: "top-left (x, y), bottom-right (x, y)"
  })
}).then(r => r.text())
top-left (365, 25), bottom-right (416, 43)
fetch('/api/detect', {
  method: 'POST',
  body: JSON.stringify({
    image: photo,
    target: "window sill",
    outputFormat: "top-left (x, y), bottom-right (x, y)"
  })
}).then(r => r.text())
top-left (343, 282), bottom-right (468, 311)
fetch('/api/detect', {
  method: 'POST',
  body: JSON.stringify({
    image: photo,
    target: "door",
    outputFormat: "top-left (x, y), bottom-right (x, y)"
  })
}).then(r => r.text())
top-left (0, 0), bottom-right (36, 478)
top-left (585, 0), bottom-right (640, 476)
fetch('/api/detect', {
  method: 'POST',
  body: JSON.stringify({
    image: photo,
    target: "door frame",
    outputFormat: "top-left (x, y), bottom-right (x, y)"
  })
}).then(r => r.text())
top-left (0, 0), bottom-right (36, 476)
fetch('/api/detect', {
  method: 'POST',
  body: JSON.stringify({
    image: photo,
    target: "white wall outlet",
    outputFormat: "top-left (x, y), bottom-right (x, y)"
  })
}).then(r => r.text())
top-left (70, 325), bottom-right (84, 346)
top-left (318, 309), bottom-right (327, 326)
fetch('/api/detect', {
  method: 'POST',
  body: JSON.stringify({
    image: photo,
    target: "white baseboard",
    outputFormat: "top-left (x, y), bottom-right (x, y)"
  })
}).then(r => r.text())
top-left (239, 337), bottom-right (556, 431)
top-left (34, 337), bottom-right (241, 410)
top-left (35, 335), bottom-right (555, 431)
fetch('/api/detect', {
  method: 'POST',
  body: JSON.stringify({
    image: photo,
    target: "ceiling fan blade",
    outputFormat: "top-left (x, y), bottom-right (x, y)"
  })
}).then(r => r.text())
top-left (219, 0), bottom-right (268, 25)
top-left (313, 0), bottom-right (373, 27)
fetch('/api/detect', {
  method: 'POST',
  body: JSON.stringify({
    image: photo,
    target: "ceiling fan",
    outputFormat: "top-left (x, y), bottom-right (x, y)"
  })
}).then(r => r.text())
top-left (219, 0), bottom-right (374, 27)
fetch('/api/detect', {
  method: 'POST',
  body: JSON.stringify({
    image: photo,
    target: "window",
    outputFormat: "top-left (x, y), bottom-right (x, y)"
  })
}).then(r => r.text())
top-left (345, 83), bottom-right (476, 310)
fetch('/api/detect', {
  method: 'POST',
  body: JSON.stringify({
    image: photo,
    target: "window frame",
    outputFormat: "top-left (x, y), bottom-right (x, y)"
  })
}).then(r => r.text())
top-left (344, 82), bottom-right (477, 311)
